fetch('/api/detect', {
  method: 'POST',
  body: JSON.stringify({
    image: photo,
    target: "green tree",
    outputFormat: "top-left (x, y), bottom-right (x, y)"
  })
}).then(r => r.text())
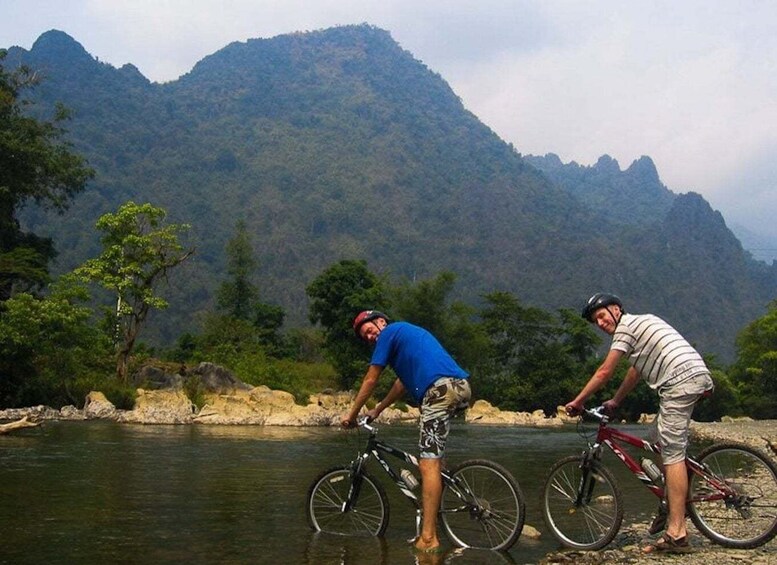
top-left (477, 292), bottom-right (590, 413)
top-left (74, 202), bottom-right (194, 381)
top-left (557, 308), bottom-right (601, 364)
top-left (205, 220), bottom-right (285, 356)
top-left (252, 301), bottom-right (286, 354)
top-left (0, 277), bottom-right (111, 407)
top-left (730, 300), bottom-right (777, 418)
top-left (391, 271), bottom-right (487, 371)
top-left (0, 51), bottom-right (94, 300)
top-left (306, 259), bottom-right (388, 389)
top-left (217, 220), bottom-right (258, 320)
top-left (392, 271), bottom-right (457, 338)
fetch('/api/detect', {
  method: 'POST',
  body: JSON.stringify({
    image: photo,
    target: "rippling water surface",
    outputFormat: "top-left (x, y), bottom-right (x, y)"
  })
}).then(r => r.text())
top-left (0, 420), bottom-right (658, 564)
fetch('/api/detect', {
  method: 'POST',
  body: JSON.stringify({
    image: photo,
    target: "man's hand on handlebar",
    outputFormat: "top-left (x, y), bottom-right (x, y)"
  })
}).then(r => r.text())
top-left (565, 400), bottom-right (584, 416)
top-left (602, 399), bottom-right (619, 416)
top-left (341, 413), bottom-right (377, 428)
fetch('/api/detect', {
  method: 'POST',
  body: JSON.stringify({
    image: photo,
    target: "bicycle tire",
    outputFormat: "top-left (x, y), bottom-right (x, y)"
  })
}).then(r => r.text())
top-left (439, 459), bottom-right (525, 551)
top-left (688, 442), bottom-right (777, 548)
top-left (541, 454), bottom-right (624, 550)
top-left (306, 465), bottom-right (389, 537)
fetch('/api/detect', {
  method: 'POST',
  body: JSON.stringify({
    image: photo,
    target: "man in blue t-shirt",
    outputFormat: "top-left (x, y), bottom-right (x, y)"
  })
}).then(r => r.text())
top-left (342, 310), bottom-right (471, 553)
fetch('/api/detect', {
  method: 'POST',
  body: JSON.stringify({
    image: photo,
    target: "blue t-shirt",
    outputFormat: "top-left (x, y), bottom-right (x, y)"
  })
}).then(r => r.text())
top-left (370, 322), bottom-right (469, 404)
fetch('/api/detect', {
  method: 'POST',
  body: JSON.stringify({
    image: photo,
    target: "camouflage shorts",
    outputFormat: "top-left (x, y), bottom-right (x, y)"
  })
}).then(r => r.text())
top-left (418, 377), bottom-right (471, 459)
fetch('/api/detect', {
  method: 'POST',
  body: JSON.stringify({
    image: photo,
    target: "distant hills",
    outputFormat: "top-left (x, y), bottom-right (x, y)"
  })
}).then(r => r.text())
top-left (5, 25), bottom-right (775, 360)
top-left (526, 152), bottom-right (777, 264)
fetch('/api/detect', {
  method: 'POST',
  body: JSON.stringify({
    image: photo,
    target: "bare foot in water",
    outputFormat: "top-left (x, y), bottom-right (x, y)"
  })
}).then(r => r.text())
top-left (413, 537), bottom-right (443, 553)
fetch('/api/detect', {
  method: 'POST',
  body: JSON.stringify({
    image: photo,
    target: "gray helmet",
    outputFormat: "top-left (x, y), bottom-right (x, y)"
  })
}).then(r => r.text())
top-left (581, 293), bottom-right (623, 322)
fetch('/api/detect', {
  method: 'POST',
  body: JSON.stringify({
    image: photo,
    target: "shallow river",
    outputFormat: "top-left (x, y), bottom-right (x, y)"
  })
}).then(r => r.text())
top-left (0, 421), bottom-right (660, 564)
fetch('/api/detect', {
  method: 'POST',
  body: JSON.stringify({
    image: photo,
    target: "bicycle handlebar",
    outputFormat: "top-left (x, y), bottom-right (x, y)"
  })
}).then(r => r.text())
top-left (356, 415), bottom-right (376, 432)
top-left (581, 406), bottom-right (610, 423)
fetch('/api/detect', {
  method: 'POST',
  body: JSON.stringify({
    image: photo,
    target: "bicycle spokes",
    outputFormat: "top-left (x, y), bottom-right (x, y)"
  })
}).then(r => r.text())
top-left (440, 460), bottom-right (525, 551)
top-left (688, 444), bottom-right (777, 548)
top-left (307, 467), bottom-right (389, 537)
top-left (542, 455), bottom-right (623, 550)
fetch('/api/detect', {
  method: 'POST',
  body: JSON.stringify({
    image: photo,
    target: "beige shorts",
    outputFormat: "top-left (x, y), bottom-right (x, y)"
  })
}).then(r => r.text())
top-left (656, 373), bottom-right (714, 465)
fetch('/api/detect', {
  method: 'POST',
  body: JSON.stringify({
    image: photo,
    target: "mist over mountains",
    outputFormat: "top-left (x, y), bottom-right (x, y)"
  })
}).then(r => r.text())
top-left (5, 25), bottom-right (775, 360)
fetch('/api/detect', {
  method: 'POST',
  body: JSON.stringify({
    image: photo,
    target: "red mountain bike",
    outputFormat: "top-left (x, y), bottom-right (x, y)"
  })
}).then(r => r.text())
top-left (541, 406), bottom-right (777, 550)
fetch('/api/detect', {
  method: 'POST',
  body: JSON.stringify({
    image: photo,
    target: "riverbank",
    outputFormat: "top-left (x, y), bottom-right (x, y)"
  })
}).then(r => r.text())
top-left (540, 525), bottom-right (776, 565)
top-left (691, 419), bottom-right (777, 454)
top-left (0, 383), bottom-right (568, 427)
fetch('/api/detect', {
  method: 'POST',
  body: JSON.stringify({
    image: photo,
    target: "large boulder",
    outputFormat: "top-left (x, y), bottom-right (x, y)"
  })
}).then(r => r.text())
top-left (84, 391), bottom-right (117, 420)
top-left (119, 389), bottom-right (195, 424)
top-left (194, 386), bottom-right (333, 425)
top-left (191, 362), bottom-right (251, 393)
top-left (131, 365), bottom-right (183, 390)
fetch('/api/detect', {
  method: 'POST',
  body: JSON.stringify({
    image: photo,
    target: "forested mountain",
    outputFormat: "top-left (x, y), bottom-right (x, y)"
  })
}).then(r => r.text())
top-left (5, 26), bottom-right (775, 360)
top-left (524, 153), bottom-right (677, 226)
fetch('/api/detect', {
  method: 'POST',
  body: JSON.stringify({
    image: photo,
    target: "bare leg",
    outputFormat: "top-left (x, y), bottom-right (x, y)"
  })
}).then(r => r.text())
top-left (415, 457), bottom-right (442, 551)
top-left (664, 460), bottom-right (688, 539)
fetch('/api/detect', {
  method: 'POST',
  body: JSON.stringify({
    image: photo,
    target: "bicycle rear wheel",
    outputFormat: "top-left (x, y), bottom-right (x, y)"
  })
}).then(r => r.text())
top-left (306, 465), bottom-right (389, 536)
top-left (541, 455), bottom-right (623, 550)
top-left (688, 443), bottom-right (777, 548)
top-left (439, 459), bottom-right (525, 551)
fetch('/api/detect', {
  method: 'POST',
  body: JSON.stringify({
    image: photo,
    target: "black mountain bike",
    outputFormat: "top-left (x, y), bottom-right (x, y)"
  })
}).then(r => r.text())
top-left (541, 406), bottom-right (777, 550)
top-left (306, 418), bottom-right (526, 551)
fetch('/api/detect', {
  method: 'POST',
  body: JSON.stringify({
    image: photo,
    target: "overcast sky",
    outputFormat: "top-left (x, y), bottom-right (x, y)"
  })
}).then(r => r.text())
top-left (3, 0), bottom-right (777, 245)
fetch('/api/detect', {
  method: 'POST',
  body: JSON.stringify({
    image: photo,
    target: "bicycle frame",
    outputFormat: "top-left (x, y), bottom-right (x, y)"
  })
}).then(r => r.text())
top-left (582, 407), bottom-right (736, 505)
top-left (346, 420), bottom-right (422, 510)
top-left (344, 419), bottom-right (479, 535)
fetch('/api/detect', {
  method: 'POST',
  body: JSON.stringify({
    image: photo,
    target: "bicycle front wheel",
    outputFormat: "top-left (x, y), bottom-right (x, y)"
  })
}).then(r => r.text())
top-left (440, 459), bottom-right (525, 551)
top-left (541, 455), bottom-right (623, 550)
top-left (689, 443), bottom-right (777, 548)
top-left (306, 465), bottom-right (389, 537)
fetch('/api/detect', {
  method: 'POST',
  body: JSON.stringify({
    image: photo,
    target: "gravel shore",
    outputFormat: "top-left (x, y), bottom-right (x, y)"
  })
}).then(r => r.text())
top-left (540, 419), bottom-right (777, 565)
top-left (691, 419), bottom-right (777, 455)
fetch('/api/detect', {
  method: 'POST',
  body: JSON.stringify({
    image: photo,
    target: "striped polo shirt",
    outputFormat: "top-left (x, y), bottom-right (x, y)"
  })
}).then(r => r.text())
top-left (610, 313), bottom-right (709, 390)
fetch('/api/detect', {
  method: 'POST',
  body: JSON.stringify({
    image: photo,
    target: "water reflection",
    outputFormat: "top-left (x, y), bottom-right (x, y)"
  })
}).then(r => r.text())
top-left (191, 424), bottom-right (336, 442)
top-left (116, 422), bottom-right (337, 442)
top-left (304, 532), bottom-right (389, 565)
top-left (303, 532), bottom-right (519, 565)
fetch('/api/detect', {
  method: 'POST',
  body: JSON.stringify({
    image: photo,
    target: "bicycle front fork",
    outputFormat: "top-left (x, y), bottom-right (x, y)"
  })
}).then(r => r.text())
top-left (409, 509), bottom-right (422, 543)
top-left (575, 449), bottom-right (600, 506)
top-left (342, 457), bottom-right (367, 512)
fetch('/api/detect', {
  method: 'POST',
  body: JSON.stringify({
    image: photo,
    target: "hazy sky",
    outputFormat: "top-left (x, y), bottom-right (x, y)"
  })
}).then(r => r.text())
top-left (3, 1), bottom-right (777, 243)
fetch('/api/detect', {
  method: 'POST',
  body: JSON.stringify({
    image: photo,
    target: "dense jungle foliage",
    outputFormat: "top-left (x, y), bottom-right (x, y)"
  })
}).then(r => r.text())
top-left (1, 27), bottom-right (776, 419)
top-left (3, 26), bottom-right (775, 363)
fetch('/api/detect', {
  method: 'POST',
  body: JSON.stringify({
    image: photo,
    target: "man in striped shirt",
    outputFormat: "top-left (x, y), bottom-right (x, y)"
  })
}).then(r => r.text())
top-left (565, 293), bottom-right (713, 554)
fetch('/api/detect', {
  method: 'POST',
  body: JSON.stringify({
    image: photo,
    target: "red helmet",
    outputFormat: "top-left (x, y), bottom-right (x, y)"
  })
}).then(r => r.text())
top-left (352, 310), bottom-right (389, 336)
